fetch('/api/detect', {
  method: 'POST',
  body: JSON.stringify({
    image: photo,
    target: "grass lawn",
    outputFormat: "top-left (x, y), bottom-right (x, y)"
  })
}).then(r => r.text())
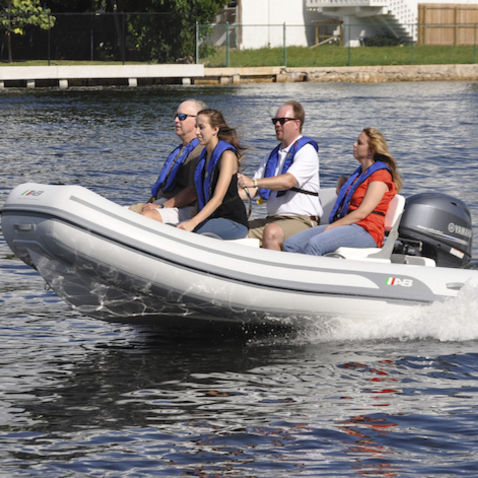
top-left (200, 45), bottom-right (478, 68)
top-left (1, 45), bottom-right (476, 68)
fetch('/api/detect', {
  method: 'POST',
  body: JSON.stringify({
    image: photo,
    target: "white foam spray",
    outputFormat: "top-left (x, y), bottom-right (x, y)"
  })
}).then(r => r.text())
top-left (296, 283), bottom-right (478, 343)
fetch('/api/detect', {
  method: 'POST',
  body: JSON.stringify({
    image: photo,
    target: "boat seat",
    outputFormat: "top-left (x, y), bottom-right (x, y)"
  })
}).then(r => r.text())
top-left (331, 194), bottom-right (406, 262)
top-left (231, 237), bottom-right (260, 247)
top-left (319, 187), bottom-right (337, 224)
top-left (396, 255), bottom-right (436, 267)
top-left (201, 233), bottom-right (260, 247)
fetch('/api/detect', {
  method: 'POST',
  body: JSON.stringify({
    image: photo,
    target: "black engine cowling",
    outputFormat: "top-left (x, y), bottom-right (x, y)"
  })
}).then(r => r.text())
top-left (396, 192), bottom-right (473, 268)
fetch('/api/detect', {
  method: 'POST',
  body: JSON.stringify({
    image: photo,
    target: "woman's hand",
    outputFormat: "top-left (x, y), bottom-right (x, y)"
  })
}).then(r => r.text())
top-left (177, 220), bottom-right (197, 232)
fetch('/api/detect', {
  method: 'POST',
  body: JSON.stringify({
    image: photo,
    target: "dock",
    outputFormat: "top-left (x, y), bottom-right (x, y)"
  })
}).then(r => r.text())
top-left (0, 64), bottom-right (204, 89)
top-left (0, 63), bottom-right (477, 89)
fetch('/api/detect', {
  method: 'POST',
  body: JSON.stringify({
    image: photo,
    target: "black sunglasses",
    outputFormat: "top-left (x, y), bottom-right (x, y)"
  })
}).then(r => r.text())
top-left (271, 117), bottom-right (297, 125)
top-left (175, 113), bottom-right (197, 121)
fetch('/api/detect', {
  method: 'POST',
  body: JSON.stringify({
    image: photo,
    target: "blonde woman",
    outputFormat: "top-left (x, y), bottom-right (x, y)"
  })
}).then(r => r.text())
top-left (283, 128), bottom-right (402, 256)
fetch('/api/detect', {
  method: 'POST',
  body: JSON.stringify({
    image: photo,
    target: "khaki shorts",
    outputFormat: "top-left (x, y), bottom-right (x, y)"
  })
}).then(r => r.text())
top-left (248, 215), bottom-right (319, 245)
top-left (129, 201), bottom-right (195, 225)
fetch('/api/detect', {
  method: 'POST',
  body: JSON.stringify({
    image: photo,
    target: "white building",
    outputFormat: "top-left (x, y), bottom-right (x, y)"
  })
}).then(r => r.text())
top-left (307, 0), bottom-right (417, 46)
top-left (219, 0), bottom-right (478, 48)
top-left (237, 0), bottom-right (309, 48)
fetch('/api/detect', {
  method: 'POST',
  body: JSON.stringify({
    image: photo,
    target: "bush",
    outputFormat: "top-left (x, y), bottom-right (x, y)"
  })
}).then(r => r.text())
top-left (362, 36), bottom-right (403, 47)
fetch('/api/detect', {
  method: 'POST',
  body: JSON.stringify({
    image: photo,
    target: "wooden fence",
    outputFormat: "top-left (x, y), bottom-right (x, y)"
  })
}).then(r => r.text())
top-left (418, 3), bottom-right (478, 45)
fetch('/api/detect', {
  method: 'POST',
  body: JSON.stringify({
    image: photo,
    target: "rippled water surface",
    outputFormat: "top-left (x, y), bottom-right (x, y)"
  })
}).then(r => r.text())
top-left (1, 81), bottom-right (478, 476)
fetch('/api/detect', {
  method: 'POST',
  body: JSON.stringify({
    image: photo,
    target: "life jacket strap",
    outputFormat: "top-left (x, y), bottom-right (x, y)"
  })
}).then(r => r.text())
top-left (347, 207), bottom-right (386, 217)
top-left (289, 187), bottom-right (319, 197)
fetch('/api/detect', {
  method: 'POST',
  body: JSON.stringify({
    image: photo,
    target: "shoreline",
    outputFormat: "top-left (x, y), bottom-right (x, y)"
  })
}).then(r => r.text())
top-left (0, 63), bottom-right (476, 89)
top-left (201, 64), bottom-right (478, 85)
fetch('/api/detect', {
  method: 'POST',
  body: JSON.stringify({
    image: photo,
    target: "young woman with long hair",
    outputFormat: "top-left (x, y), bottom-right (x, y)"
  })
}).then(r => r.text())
top-left (176, 108), bottom-right (249, 239)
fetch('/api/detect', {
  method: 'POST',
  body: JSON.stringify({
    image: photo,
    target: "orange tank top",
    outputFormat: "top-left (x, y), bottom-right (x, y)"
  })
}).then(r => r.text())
top-left (347, 169), bottom-right (397, 247)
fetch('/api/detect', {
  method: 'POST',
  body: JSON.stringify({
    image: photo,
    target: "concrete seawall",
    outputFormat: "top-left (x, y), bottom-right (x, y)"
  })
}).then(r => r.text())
top-left (0, 63), bottom-right (476, 89)
top-left (201, 64), bottom-right (478, 85)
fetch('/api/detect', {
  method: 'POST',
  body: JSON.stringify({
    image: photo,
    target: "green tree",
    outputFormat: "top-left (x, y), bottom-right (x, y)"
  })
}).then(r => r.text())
top-left (114, 0), bottom-right (230, 62)
top-left (0, 0), bottom-right (55, 62)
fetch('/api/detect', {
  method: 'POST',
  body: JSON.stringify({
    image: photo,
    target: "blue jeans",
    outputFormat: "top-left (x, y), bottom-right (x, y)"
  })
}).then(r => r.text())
top-left (283, 224), bottom-right (377, 256)
top-left (194, 218), bottom-right (248, 240)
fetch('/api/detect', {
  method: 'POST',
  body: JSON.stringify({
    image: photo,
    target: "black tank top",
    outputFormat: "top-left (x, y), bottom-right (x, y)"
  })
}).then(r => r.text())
top-left (209, 169), bottom-right (249, 228)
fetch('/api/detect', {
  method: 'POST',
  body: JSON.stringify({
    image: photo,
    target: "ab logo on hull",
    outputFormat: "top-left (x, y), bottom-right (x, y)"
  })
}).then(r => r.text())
top-left (21, 189), bottom-right (44, 197)
top-left (386, 277), bottom-right (413, 287)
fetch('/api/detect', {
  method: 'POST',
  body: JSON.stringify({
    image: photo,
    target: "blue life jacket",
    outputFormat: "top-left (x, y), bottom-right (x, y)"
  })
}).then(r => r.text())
top-left (328, 160), bottom-right (391, 223)
top-left (151, 137), bottom-right (199, 198)
top-left (194, 140), bottom-right (237, 211)
top-left (259, 136), bottom-right (319, 201)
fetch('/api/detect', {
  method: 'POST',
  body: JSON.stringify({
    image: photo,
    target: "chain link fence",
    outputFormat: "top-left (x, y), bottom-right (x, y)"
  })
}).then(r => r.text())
top-left (1, 12), bottom-right (477, 66)
top-left (197, 22), bottom-right (478, 67)
top-left (0, 12), bottom-right (173, 64)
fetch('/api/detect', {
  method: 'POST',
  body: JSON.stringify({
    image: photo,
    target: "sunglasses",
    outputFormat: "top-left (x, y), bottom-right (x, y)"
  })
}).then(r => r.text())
top-left (175, 113), bottom-right (197, 121)
top-left (271, 117), bottom-right (297, 125)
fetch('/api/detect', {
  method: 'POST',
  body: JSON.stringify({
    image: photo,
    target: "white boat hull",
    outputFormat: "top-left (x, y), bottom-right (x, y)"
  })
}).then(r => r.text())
top-left (2, 183), bottom-right (478, 326)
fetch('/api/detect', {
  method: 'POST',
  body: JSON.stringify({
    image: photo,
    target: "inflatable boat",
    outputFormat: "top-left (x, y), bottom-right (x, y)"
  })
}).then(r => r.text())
top-left (2, 183), bottom-right (478, 327)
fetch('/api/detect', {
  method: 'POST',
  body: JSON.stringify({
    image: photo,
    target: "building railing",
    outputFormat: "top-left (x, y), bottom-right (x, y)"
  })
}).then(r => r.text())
top-left (387, 0), bottom-right (417, 39)
top-left (307, 0), bottom-right (386, 7)
top-left (306, 0), bottom-right (417, 25)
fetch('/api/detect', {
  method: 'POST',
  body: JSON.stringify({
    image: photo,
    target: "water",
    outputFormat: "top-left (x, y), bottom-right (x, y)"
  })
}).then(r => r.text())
top-left (1, 81), bottom-right (478, 477)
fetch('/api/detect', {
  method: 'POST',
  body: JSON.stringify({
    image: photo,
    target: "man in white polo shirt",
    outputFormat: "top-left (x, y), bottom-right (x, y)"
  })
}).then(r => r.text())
top-left (238, 100), bottom-right (322, 250)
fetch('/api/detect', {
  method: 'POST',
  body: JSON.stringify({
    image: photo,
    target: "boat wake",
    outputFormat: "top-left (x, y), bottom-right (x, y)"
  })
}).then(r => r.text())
top-left (295, 282), bottom-right (478, 343)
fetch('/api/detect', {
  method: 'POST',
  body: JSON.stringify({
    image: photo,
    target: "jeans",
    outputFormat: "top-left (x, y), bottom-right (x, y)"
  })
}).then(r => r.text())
top-left (194, 218), bottom-right (248, 240)
top-left (283, 224), bottom-right (377, 256)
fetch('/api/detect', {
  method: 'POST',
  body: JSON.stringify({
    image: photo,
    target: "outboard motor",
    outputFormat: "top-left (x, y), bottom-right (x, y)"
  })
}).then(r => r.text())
top-left (396, 192), bottom-right (473, 268)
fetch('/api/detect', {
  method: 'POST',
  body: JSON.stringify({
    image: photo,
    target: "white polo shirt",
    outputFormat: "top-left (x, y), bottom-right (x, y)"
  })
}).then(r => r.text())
top-left (253, 136), bottom-right (323, 218)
